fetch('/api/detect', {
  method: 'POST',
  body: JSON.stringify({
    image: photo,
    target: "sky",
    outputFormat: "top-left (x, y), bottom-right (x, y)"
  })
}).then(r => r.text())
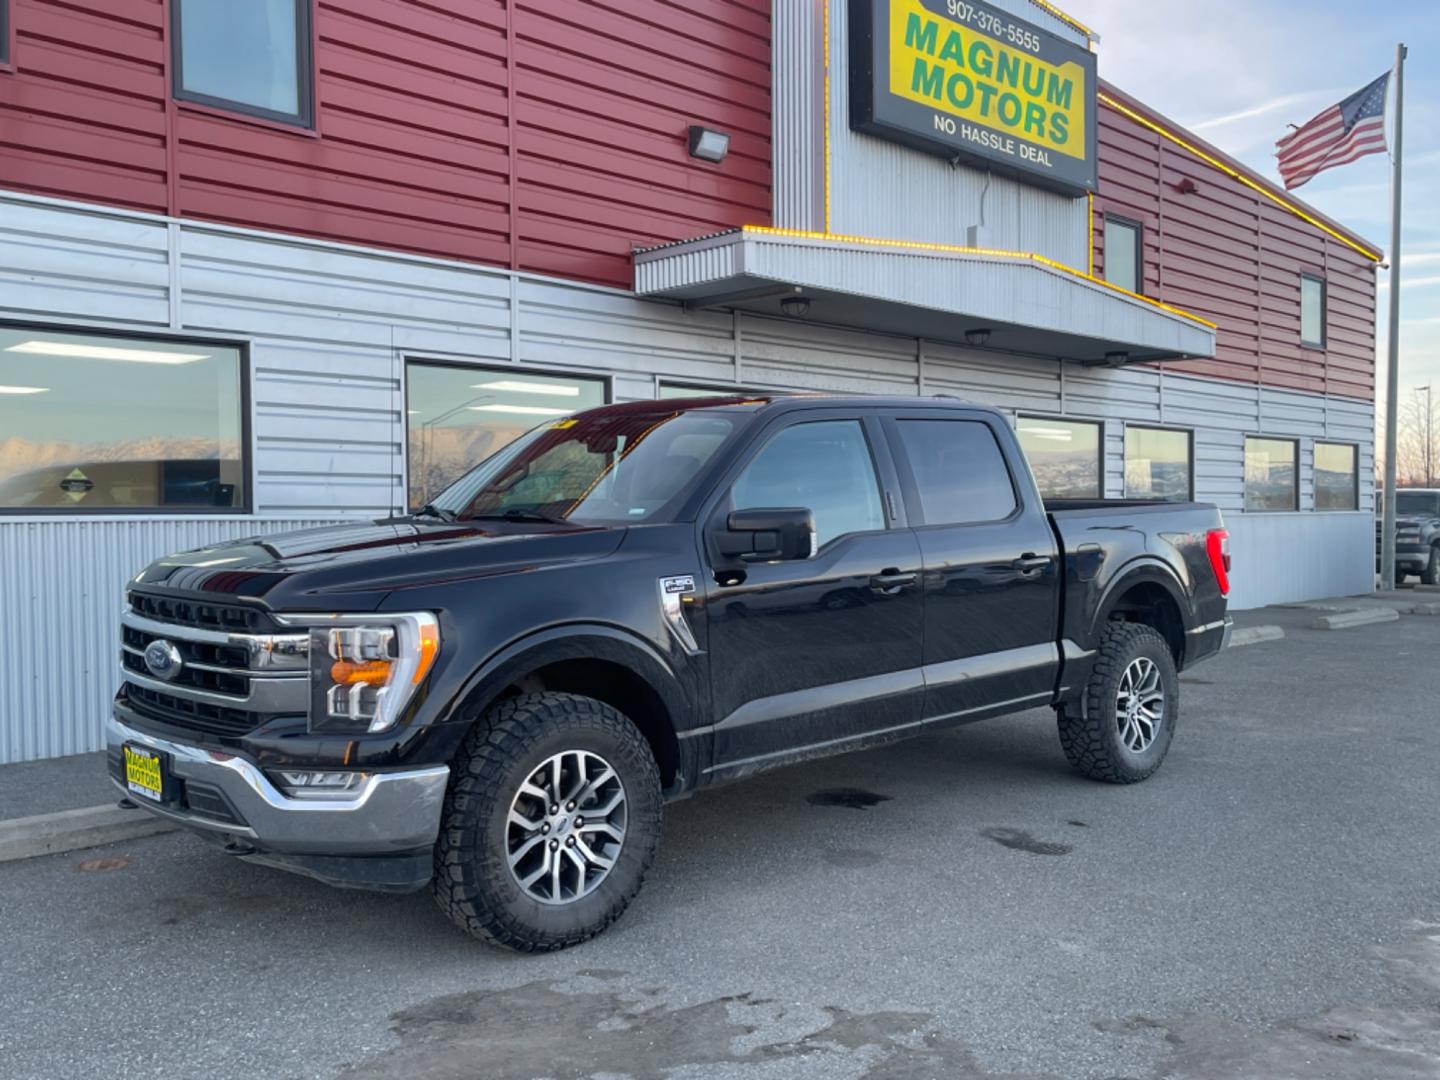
top-left (1075, 0), bottom-right (1439, 408)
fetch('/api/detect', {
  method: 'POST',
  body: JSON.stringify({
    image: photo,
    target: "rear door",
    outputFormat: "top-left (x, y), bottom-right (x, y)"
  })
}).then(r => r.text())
top-left (882, 410), bottom-right (1062, 723)
top-left (703, 410), bottom-right (925, 772)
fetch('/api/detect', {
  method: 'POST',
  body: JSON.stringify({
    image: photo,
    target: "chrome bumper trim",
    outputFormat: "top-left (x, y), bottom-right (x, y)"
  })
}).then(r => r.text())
top-left (107, 715), bottom-right (449, 854)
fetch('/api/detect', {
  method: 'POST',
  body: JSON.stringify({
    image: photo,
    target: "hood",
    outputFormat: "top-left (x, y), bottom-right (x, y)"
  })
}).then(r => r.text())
top-left (129, 519), bottom-right (628, 612)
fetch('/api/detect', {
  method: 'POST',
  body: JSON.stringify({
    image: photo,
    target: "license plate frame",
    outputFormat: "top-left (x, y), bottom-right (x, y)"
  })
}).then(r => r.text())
top-left (122, 743), bottom-right (171, 803)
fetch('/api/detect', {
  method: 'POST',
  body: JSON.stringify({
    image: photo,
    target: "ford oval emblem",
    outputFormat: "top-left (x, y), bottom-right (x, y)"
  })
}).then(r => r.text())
top-left (143, 639), bottom-right (183, 681)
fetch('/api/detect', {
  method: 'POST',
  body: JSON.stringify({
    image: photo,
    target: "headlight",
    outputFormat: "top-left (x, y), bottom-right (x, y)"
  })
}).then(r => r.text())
top-left (276, 613), bottom-right (439, 733)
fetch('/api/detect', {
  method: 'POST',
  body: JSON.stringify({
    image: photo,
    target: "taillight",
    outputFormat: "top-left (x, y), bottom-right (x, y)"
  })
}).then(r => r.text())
top-left (1206, 529), bottom-right (1231, 597)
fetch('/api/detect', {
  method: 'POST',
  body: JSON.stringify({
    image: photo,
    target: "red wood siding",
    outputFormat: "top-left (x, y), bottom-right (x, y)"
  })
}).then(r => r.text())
top-left (0, 0), bottom-right (771, 287)
top-left (1094, 88), bottom-right (1378, 402)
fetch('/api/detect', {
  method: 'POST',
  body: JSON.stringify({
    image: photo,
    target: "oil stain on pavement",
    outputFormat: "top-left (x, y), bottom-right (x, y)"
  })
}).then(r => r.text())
top-left (334, 973), bottom-right (1054, 1080)
top-left (806, 788), bottom-right (893, 810)
top-left (336, 925), bottom-right (1440, 1079)
top-left (980, 826), bottom-right (1073, 856)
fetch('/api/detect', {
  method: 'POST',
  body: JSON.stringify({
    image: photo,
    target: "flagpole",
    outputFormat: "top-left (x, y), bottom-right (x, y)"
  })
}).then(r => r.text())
top-left (1380, 41), bottom-right (1407, 592)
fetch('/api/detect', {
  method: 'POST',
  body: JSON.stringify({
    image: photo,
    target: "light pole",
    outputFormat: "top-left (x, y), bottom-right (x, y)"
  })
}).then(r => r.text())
top-left (1418, 384), bottom-right (1433, 487)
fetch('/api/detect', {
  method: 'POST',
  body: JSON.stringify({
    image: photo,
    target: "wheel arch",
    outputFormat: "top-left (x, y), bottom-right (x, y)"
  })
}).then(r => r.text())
top-left (446, 624), bottom-right (688, 789)
top-left (1090, 559), bottom-right (1193, 669)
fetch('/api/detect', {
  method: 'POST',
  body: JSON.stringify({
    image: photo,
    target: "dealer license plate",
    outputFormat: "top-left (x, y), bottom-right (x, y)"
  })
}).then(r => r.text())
top-left (123, 744), bottom-right (166, 803)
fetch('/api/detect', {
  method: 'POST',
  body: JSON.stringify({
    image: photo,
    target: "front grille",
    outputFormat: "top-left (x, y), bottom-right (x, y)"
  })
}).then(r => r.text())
top-left (127, 591), bottom-right (276, 633)
top-left (119, 596), bottom-right (308, 742)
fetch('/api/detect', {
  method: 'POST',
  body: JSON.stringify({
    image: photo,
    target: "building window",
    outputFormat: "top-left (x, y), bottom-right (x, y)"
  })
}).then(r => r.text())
top-left (1125, 426), bottom-right (1193, 501)
top-left (1104, 216), bottom-right (1142, 294)
top-left (1301, 274), bottom-right (1326, 347)
top-left (406, 362), bottom-right (607, 510)
top-left (1314, 441), bottom-right (1358, 511)
top-left (1, 0), bottom-right (10, 67)
top-left (173, 0), bottom-right (313, 126)
top-left (0, 325), bottom-right (246, 512)
top-left (1244, 436), bottom-right (1299, 511)
top-left (1016, 416), bottom-right (1102, 499)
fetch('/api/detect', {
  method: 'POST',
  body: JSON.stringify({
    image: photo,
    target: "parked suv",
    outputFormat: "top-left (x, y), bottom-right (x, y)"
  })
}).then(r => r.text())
top-left (110, 395), bottom-right (1231, 950)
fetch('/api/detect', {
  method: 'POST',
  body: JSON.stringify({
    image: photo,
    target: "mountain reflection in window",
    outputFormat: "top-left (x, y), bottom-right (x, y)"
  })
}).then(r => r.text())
top-left (0, 328), bottom-right (245, 511)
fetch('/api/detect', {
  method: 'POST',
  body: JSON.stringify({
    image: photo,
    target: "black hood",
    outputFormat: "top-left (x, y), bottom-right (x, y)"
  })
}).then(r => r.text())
top-left (129, 519), bottom-right (629, 612)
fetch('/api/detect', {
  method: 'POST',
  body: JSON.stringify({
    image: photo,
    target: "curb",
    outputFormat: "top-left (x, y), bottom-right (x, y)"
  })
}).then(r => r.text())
top-left (0, 804), bottom-right (178, 863)
top-left (1309, 608), bottom-right (1401, 631)
top-left (1227, 625), bottom-right (1285, 647)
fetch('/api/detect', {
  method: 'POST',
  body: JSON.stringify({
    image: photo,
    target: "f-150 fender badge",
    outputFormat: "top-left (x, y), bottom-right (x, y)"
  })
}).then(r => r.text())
top-left (658, 575), bottom-right (699, 652)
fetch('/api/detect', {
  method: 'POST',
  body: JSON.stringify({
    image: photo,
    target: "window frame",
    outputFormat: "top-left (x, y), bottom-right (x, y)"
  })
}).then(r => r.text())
top-left (884, 412), bottom-right (1024, 530)
top-left (1243, 434), bottom-right (1301, 513)
top-left (1313, 439), bottom-right (1360, 512)
top-left (0, 0), bottom-right (13, 71)
top-left (1123, 423), bottom-right (1195, 502)
top-left (0, 321), bottom-right (253, 517)
top-left (1103, 215), bottom-right (1144, 296)
top-left (171, 0), bottom-right (315, 129)
top-left (402, 357), bottom-right (614, 514)
top-left (1015, 413), bottom-right (1106, 501)
top-left (1300, 273), bottom-right (1327, 349)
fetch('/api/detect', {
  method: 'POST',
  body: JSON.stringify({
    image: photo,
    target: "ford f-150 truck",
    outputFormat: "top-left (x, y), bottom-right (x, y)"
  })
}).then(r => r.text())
top-left (110, 395), bottom-right (1231, 950)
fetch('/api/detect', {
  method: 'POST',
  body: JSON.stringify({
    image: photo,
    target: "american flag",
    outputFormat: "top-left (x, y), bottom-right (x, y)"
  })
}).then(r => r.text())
top-left (1276, 73), bottom-right (1391, 190)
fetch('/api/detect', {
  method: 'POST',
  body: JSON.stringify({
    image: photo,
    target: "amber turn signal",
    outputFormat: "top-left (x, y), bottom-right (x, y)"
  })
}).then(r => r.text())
top-left (330, 659), bottom-right (393, 686)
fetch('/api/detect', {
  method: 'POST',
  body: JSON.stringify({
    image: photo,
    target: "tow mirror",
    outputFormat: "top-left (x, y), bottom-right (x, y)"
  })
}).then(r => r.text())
top-left (716, 507), bottom-right (816, 562)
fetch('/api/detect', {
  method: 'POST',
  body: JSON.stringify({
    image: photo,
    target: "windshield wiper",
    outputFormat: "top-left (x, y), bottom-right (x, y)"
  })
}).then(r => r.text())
top-left (411, 503), bottom-right (458, 522)
top-left (471, 508), bottom-right (570, 525)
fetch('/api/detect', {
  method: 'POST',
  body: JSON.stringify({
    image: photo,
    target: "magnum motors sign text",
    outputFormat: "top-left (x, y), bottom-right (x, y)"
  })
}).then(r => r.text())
top-left (849, 0), bottom-right (1098, 196)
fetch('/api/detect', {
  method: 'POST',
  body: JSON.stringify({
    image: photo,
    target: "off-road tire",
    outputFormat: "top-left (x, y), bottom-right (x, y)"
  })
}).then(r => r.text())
top-left (432, 692), bottom-right (662, 951)
top-left (1423, 546), bottom-right (1440, 586)
top-left (1056, 621), bottom-right (1178, 784)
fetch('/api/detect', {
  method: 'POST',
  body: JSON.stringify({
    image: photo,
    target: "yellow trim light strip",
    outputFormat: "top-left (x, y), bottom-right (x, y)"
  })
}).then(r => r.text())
top-left (1097, 92), bottom-right (1383, 263)
top-left (1026, 0), bottom-right (1094, 39)
top-left (739, 225), bottom-right (1219, 329)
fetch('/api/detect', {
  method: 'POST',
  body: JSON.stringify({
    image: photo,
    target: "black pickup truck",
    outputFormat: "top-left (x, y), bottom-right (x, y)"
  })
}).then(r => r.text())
top-left (110, 394), bottom-right (1231, 950)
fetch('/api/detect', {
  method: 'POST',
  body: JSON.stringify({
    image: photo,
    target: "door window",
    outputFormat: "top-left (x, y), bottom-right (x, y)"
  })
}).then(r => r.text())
top-left (893, 419), bottom-right (1017, 525)
top-left (731, 420), bottom-right (885, 547)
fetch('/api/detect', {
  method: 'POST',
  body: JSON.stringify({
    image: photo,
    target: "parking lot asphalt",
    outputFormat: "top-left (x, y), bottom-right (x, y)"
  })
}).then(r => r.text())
top-left (2, 612), bottom-right (1438, 1080)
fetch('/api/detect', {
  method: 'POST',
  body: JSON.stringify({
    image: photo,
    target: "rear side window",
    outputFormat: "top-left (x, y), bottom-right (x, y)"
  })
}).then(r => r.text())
top-left (731, 420), bottom-right (885, 547)
top-left (894, 419), bottom-right (1017, 525)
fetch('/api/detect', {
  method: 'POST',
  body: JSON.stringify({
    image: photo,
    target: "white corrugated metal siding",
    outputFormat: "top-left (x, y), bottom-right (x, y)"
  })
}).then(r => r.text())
top-left (0, 192), bottom-right (1374, 762)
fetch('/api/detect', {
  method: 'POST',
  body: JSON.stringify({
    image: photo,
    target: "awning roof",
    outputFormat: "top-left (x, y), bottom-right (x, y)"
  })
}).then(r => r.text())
top-left (634, 227), bottom-right (1216, 366)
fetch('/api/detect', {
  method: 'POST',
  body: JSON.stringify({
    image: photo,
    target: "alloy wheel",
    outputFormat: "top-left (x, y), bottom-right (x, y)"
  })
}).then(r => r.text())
top-left (505, 749), bottom-right (628, 905)
top-left (1115, 657), bottom-right (1164, 752)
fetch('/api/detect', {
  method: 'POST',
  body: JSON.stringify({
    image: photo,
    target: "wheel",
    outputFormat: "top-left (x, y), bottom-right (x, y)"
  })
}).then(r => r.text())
top-left (1056, 622), bottom-right (1179, 784)
top-left (432, 692), bottom-right (663, 951)
top-left (1422, 547), bottom-right (1440, 586)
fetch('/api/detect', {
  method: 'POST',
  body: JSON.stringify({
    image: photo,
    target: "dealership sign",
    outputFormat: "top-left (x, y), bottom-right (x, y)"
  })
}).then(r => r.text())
top-left (850, 0), bottom-right (1098, 196)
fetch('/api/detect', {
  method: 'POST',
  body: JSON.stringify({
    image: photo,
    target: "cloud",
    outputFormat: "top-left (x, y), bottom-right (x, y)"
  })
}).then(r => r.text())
top-left (1190, 89), bottom-right (1344, 134)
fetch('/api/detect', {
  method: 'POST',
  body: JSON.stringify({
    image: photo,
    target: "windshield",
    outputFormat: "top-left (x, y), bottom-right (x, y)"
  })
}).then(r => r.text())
top-left (423, 408), bottom-right (738, 524)
top-left (1395, 492), bottom-right (1440, 517)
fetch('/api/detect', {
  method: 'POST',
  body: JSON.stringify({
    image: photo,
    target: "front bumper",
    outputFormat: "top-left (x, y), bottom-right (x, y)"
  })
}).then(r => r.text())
top-left (1377, 545), bottom-right (1429, 573)
top-left (107, 714), bottom-right (449, 889)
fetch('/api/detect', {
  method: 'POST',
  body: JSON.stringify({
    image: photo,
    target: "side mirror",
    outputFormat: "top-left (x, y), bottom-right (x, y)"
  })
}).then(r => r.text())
top-left (716, 507), bottom-right (816, 562)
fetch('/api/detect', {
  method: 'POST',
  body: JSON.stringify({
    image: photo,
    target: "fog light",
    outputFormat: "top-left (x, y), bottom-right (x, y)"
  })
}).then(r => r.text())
top-left (275, 770), bottom-right (367, 799)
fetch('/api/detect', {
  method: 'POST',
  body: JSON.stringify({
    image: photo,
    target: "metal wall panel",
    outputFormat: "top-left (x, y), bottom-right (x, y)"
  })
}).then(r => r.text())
top-left (0, 193), bottom-right (1375, 762)
top-left (0, 0), bottom-right (772, 290)
top-left (0, 517), bottom-right (339, 764)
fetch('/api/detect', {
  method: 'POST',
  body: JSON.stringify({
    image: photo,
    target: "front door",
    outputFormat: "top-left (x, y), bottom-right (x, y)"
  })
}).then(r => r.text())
top-left (882, 411), bottom-right (1062, 723)
top-left (704, 413), bottom-right (924, 773)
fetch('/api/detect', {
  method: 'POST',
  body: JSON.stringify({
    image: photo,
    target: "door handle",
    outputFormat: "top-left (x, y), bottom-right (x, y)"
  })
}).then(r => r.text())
top-left (1012, 554), bottom-right (1052, 576)
top-left (869, 569), bottom-right (918, 595)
